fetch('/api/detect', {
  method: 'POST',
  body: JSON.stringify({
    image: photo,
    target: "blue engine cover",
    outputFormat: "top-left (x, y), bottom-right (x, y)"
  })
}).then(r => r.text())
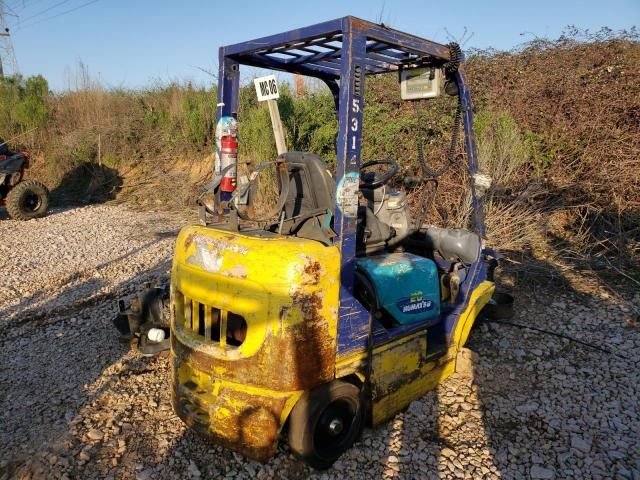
top-left (356, 253), bottom-right (440, 326)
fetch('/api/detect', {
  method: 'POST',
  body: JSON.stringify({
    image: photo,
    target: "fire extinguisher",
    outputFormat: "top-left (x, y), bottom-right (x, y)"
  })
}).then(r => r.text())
top-left (219, 134), bottom-right (238, 193)
top-left (214, 115), bottom-right (238, 202)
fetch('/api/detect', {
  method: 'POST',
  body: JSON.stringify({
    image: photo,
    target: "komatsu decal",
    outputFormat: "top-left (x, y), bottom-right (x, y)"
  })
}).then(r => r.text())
top-left (396, 292), bottom-right (434, 314)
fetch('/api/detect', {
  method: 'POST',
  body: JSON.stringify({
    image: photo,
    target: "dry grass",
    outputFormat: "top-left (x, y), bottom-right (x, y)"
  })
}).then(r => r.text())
top-left (5, 34), bottom-right (637, 283)
top-left (467, 33), bottom-right (640, 269)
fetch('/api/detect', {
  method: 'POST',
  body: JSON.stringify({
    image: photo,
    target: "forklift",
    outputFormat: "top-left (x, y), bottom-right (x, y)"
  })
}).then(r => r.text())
top-left (165, 16), bottom-right (497, 469)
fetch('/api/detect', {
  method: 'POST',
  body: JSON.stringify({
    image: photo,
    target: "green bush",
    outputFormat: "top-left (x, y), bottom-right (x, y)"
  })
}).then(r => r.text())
top-left (0, 74), bottom-right (49, 137)
top-left (181, 87), bottom-right (216, 147)
top-left (475, 109), bottom-right (533, 187)
top-left (238, 102), bottom-right (277, 161)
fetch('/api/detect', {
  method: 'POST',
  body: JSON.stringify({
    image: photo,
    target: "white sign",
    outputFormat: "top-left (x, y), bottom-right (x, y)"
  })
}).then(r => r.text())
top-left (253, 75), bottom-right (279, 102)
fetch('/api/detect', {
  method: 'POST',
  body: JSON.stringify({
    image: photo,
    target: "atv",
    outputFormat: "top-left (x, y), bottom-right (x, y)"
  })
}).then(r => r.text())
top-left (0, 142), bottom-right (50, 220)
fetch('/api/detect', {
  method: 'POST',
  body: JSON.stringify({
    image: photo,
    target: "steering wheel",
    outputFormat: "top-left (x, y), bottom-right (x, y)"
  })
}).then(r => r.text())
top-left (360, 160), bottom-right (400, 189)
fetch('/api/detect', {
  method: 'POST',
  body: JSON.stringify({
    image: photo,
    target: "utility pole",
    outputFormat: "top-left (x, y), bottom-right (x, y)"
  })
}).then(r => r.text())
top-left (0, 0), bottom-right (19, 78)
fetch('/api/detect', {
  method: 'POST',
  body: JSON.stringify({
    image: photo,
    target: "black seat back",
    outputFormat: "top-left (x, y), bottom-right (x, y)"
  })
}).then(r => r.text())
top-left (279, 152), bottom-right (335, 219)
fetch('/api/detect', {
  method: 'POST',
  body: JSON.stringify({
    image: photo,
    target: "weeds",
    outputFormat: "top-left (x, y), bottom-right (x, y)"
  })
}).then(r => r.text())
top-left (1, 30), bottom-right (638, 276)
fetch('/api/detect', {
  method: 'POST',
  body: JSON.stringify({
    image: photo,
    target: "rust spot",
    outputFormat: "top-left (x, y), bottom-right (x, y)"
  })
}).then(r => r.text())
top-left (171, 297), bottom-right (334, 392)
top-left (239, 406), bottom-right (279, 449)
top-left (184, 233), bottom-right (195, 249)
top-left (290, 290), bottom-right (335, 388)
top-left (172, 375), bottom-right (286, 462)
top-left (302, 260), bottom-right (323, 285)
top-left (350, 17), bottom-right (371, 31)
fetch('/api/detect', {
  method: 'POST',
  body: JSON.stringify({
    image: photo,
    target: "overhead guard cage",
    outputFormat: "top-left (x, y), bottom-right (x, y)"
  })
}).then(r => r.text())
top-left (215, 16), bottom-right (482, 355)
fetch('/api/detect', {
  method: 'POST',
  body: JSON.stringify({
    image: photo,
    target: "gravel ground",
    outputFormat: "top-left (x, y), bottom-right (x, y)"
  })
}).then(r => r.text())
top-left (1, 204), bottom-right (639, 480)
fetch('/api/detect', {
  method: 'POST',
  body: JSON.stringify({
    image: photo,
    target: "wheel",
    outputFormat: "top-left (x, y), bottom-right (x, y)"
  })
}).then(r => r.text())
top-left (5, 180), bottom-right (50, 220)
top-left (288, 380), bottom-right (364, 470)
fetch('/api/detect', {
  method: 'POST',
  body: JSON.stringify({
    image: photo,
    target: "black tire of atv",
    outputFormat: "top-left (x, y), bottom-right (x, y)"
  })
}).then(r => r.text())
top-left (6, 180), bottom-right (50, 220)
top-left (288, 380), bottom-right (364, 470)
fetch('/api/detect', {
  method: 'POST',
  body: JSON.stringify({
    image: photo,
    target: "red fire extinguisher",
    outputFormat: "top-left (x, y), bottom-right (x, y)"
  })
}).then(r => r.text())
top-left (219, 134), bottom-right (238, 193)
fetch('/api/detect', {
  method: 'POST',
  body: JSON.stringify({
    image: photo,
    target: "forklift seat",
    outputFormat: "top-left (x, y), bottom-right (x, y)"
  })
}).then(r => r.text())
top-left (280, 152), bottom-right (335, 219)
top-left (276, 152), bottom-right (395, 250)
top-left (272, 152), bottom-right (336, 243)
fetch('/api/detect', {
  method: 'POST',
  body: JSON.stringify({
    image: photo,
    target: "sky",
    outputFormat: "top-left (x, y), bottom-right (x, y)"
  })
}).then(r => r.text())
top-left (6, 0), bottom-right (639, 91)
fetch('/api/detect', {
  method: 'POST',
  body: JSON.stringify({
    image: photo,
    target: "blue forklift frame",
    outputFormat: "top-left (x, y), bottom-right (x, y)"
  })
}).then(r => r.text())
top-left (215, 15), bottom-right (488, 358)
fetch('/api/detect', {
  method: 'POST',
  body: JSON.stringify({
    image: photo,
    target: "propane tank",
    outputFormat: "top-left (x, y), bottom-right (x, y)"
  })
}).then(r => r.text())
top-left (214, 116), bottom-right (239, 202)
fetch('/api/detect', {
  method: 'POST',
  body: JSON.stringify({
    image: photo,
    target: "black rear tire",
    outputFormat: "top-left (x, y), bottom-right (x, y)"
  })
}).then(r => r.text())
top-left (288, 380), bottom-right (364, 470)
top-left (6, 180), bottom-right (50, 220)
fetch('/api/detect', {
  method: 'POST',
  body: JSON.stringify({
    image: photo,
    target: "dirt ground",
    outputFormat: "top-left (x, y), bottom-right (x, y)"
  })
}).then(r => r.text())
top-left (1, 205), bottom-right (638, 480)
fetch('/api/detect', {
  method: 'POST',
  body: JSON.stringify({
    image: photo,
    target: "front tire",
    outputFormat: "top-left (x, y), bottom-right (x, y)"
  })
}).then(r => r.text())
top-left (288, 380), bottom-right (364, 470)
top-left (6, 180), bottom-right (50, 220)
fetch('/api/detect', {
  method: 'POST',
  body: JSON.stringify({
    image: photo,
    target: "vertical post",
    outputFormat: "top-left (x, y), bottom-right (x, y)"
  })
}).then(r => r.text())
top-left (216, 50), bottom-right (240, 122)
top-left (334, 26), bottom-right (366, 254)
top-left (455, 67), bottom-right (486, 237)
top-left (267, 99), bottom-right (287, 155)
top-left (0, 0), bottom-right (18, 77)
top-left (97, 133), bottom-right (101, 166)
top-left (334, 20), bottom-right (371, 356)
top-left (215, 49), bottom-right (240, 207)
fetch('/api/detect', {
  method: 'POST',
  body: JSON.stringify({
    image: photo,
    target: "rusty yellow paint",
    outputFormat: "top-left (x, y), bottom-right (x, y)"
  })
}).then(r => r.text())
top-left (281, 304), bottom-right (305, 329)
top-left (380, 346), bottom-right (422, 376)
top-left (373, 359), bottom-right (457, 425)
top-left (170, 224), bottom-right (340, 460)
top-left (172, 340), bottom-right (304, 461)
top-left (371, 335), bottom-right (452, 425)
top-left (173, 225), bottom-right (340, 360)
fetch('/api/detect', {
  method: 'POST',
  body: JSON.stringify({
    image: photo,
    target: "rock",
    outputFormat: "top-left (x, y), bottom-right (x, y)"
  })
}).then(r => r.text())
top-left (571, 435), bottom-right (591, 453)
top-left (407, 400), bottom-right (424, 415)
top-left (531, 465), bottom-right (555, 479)
top-left (608, 450), bottom-right (625, 460)
top-left (441, 448), bottom-right (456, 458)
top-left (516, 402), bottom-right (539, 414)
top-left (456, 348), bottom-right (478, 377)
top-left (136, 470), bottom-right (153, 480)
top-left (188, 460), bottom-right (201, 477)
top-left (86, 429), bottom-right (103, 441)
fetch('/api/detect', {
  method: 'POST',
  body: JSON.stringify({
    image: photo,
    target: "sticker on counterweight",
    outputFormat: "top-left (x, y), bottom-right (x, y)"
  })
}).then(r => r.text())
top-left (336, 172), bottom-right (359, 217)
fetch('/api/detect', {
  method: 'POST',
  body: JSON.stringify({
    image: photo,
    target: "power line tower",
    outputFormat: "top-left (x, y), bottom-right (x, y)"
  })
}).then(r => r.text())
top-left (0, 0), bottom-right (18, 78)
